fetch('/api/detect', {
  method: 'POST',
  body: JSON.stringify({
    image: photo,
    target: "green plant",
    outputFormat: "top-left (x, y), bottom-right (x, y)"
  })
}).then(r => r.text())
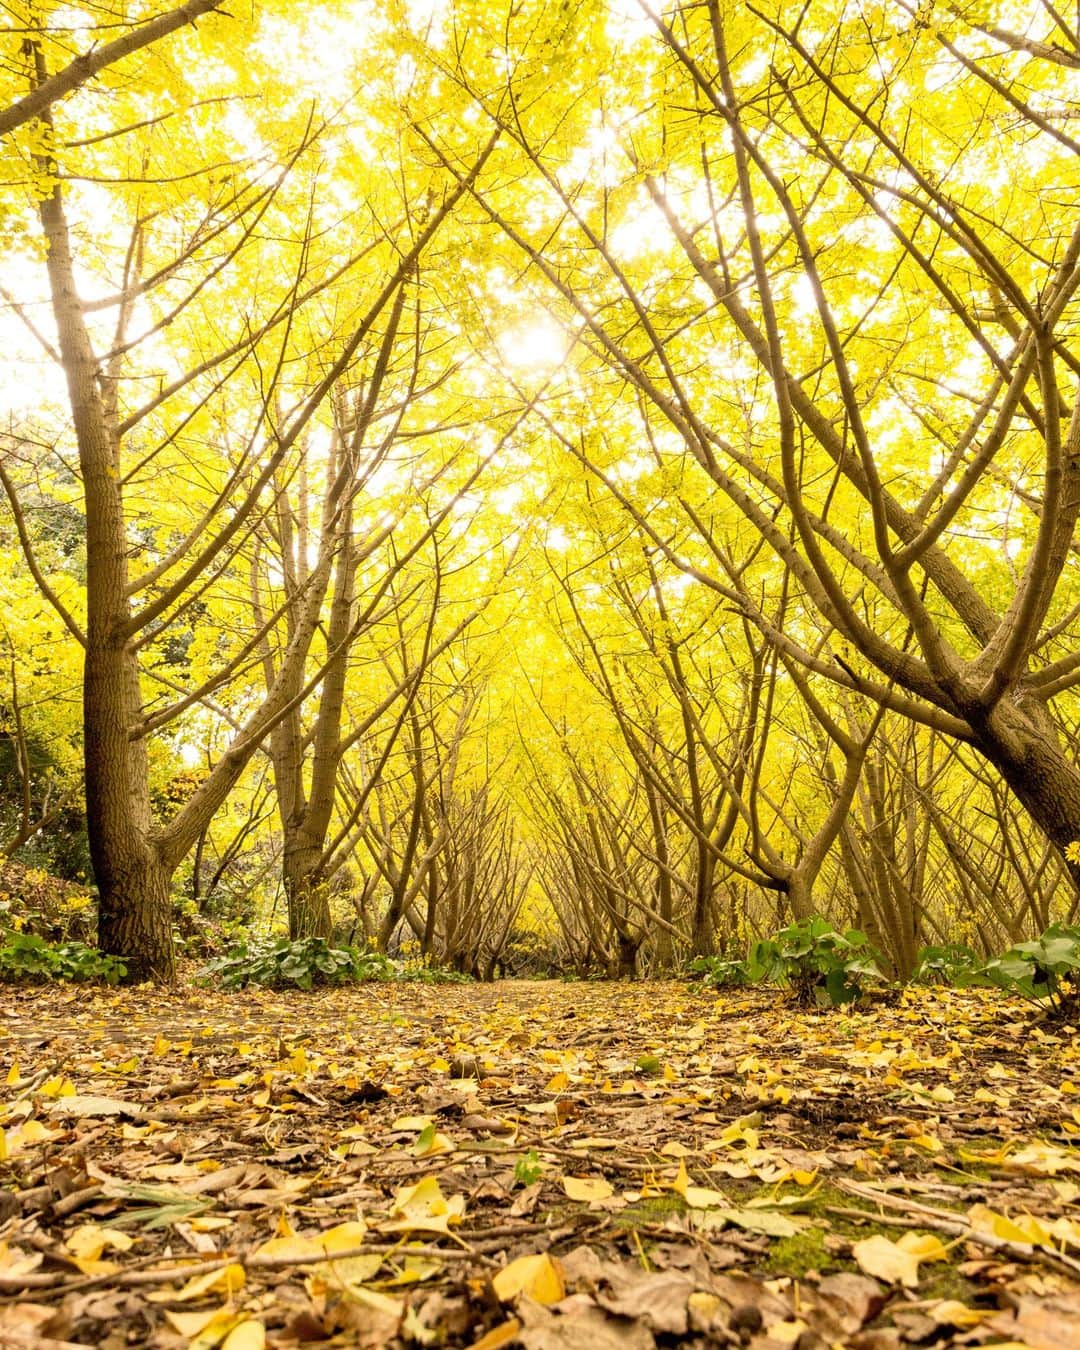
top-left (687, 955), bottom-right (750, 988)
top-left (0, 933), bottom-right (126, 984)
top-left (912, 943), bottom-right (983, 986)
top-left (746, 917), bottom-right (885, 1007)
top-left (514, 1148), bottom-right (542, 1186)
top-left (199, 937), bottom-right (396, 990)
top-left (401, 961), bottom-right (474, 985)
top-left (977, 924), bottom-right (1080, 1015)
top-left (198, 938), bottom-right (474, 990)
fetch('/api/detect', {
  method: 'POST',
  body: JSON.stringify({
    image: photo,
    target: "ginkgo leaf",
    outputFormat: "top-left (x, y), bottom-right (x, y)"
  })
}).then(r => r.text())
top-left (561, 1175), bottom-right (614, 1202)
top-left (414, 1121), bottom-right (454, 1157)
top-left (715, 1208), bottom-right (804, 1237)
top-left (852, 1235), bottom-right (923, 1287)
top-left (670, 1159), bottom-right (729, 1210)
top-left (967, 1205), bottom-right (1052, 1245)
top-left (383, 1176), bottom-right (465, 1233)
top-left (66, 1225), bottom-right (135, 1260)
top-left (897, 1232), bottom-right (949, 1263)
top-left (221, 1320), bottom-right (267, 1349)
top-left (164, 1306), bottom-right (232, 1339)
top-left (930, 1301), bottom-right (995, 1327)
top-left (467, 1318), bottom-right (523, 1350)
top-left (492, 1253), bottom-right (565, 1305)
top-left (147, 1262), bottom-right (246, 1303)
top-left (252, 1219), bottom-right (369, 1263)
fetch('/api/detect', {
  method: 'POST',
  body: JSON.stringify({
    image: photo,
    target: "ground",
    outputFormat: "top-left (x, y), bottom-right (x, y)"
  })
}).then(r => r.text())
top-left (0, 978), bottom-right (1078, 1348)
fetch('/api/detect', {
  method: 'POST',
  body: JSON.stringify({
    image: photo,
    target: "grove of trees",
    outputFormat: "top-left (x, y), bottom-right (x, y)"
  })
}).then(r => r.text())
top-left (1, 0), bottom-right (1078, 983)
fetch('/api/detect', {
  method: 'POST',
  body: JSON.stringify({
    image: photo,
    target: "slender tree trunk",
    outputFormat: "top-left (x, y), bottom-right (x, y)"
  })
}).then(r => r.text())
top-left (37, 95), bottom-right (176, 981)
top-left (691, 844), bottom-right (715, 957)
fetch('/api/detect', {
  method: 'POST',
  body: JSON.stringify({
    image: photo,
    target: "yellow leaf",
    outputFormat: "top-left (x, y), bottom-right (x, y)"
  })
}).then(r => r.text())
top-left (66, 1225), bottom-right (134, 1260)
top-left (492, 1253), bottom-right (565, 1305)
top-left (222, 1321), bottom-right (266, 1350)
top-left (414, 1122), bottom-right (454, 1158)
top-left (968, 1205), bottom-right (1052, 1245)
top-left (39, 1076), bottom-right (76, 1099)
top-left (561, 1176), bottom-right (613, 1202)
top-left (545, 1072), bottom-right (569, 1092)
top-left (930, 1300), bottom-right (995, 1327)
top-left (164, 1307), bottom-right (231, 1339)
top-left (148, 1262), bottom-right (246, 1303)
top-left (5, 1061), bottom-right (18, 1085)
top-left (468, 1318), bottom-right (522, 1349)
top-left (392, 1115), bottom-right (432, 1132)
top-left (385, 1176), bottom-right (465, 1234)
top-left (852, 1235), bottom-right (923, 1287)
top-left (253, 1219), bottom-right (368, 1263)
top-left (897, 1232), bottom-right (949, 1263)
top-left (670, 1157), bottom-right (729, 1209)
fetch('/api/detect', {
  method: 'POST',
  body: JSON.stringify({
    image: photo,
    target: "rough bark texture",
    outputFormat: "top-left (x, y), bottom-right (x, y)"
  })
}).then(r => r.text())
top-left (39, 140), bottom-right (176, 981)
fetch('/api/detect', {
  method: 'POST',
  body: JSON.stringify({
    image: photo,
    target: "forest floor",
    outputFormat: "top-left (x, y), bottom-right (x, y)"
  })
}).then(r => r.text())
top-left (0, 979), bottom-right (1078, 1349)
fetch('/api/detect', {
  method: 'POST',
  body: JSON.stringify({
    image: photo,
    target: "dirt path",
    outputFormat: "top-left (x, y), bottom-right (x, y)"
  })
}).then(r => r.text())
top-left (0, 979), bottom-right (1077, 1347)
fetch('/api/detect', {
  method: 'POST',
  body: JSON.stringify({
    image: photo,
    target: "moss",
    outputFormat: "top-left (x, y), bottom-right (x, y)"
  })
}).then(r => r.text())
top-left (610, 1193), bottom-right (688, 1230)
top-left (762, 1225), bottom-right (829, 1277)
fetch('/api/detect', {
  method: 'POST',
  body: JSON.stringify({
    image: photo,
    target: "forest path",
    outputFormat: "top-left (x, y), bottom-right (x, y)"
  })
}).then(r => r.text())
top-left (0, 978), bottom-right (1077, 1347)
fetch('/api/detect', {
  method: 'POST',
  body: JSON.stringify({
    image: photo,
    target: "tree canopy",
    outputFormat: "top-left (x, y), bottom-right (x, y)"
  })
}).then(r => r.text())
top-left (0, 0), bottom-right (1078, 982)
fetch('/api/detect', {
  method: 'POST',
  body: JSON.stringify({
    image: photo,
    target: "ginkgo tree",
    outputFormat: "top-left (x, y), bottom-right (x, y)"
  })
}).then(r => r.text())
top-left (407, 0), bottom-right (1080, 899)
top-left (0, 4), bottom-right (498, 980)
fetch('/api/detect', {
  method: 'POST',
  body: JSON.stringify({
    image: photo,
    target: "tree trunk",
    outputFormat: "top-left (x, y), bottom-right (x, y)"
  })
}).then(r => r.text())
top-left (975, 698), bottom-right (1080, 891)
top-left (283, 842), bottom-right (332, 940)
top-left (691, 844), bottom-right (716, 956)
top-left (98, 852), bottom-right (175, 984)
top-left (37, 110), bottom-right (177, 982)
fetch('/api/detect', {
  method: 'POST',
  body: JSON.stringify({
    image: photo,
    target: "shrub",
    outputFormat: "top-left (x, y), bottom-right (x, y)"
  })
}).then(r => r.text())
top-left (747, 916), bottom-right (885, 1007)
top-left (687, 955), bottom-right (751, 988)
top-left (912, 942), bottom-right (983, 986)
top-left (0, 933), bottom-right (126, 985)
top-left (977, 924), bottom-right (1080, 1016)
top-left (198, 937), bottom-right (474, 990)
top-left (199, 937), bottom-right (394, 990)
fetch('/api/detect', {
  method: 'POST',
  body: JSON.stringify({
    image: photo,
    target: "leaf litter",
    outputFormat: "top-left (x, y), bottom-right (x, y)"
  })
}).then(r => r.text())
top-left (1, 978), bottom-right (1079, 1347)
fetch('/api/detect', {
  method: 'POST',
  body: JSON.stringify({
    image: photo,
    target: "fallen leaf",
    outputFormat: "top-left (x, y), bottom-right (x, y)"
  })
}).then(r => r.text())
top-left (561, 1175), bottom-right (614, 1202)
top-left (492, 1253), bottom-right (565, 1305)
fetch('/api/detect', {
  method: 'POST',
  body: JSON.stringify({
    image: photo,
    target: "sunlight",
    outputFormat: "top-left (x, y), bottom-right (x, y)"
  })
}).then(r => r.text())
top-left (497, 315), bottom-right (570, 372)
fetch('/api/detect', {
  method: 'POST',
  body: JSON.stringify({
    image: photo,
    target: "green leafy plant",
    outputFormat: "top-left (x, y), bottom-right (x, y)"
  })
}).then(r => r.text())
top-left (514, 1148), bottom-right (543, 1186)
top-left (687, 955), bottom-right (751, 988)
top-left (0, 932), bottom-right (126, 984)
top-left (977, 924), bottom-right (1080, 1015)
top-left (199, 938), bottom-right (474, 990)
top-left (199, 937), bottom-right (395, 990)
top-left (401, 962), bottom-right (474, 985)
top-left (746, 917), bottom-right (885, 1007)
top-left (912, 943), bottom-right (983, 986)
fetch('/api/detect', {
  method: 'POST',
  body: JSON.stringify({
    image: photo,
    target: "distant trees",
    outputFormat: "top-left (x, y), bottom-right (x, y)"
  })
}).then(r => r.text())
top-left (415, 0), bottom-right (1080, 916)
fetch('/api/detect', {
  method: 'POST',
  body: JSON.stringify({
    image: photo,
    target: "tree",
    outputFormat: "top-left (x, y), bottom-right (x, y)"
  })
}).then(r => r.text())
top-left (413, 0), bottom-right (1080, 897)
top-left (0, 2), bottom-right (225, 140)
top-left (3, 13), bottom-right (497, 980)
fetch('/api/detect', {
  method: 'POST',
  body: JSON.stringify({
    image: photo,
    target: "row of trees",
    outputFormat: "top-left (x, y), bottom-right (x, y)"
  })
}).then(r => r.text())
top-left (1, 0), bottom-right (1078, 981)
